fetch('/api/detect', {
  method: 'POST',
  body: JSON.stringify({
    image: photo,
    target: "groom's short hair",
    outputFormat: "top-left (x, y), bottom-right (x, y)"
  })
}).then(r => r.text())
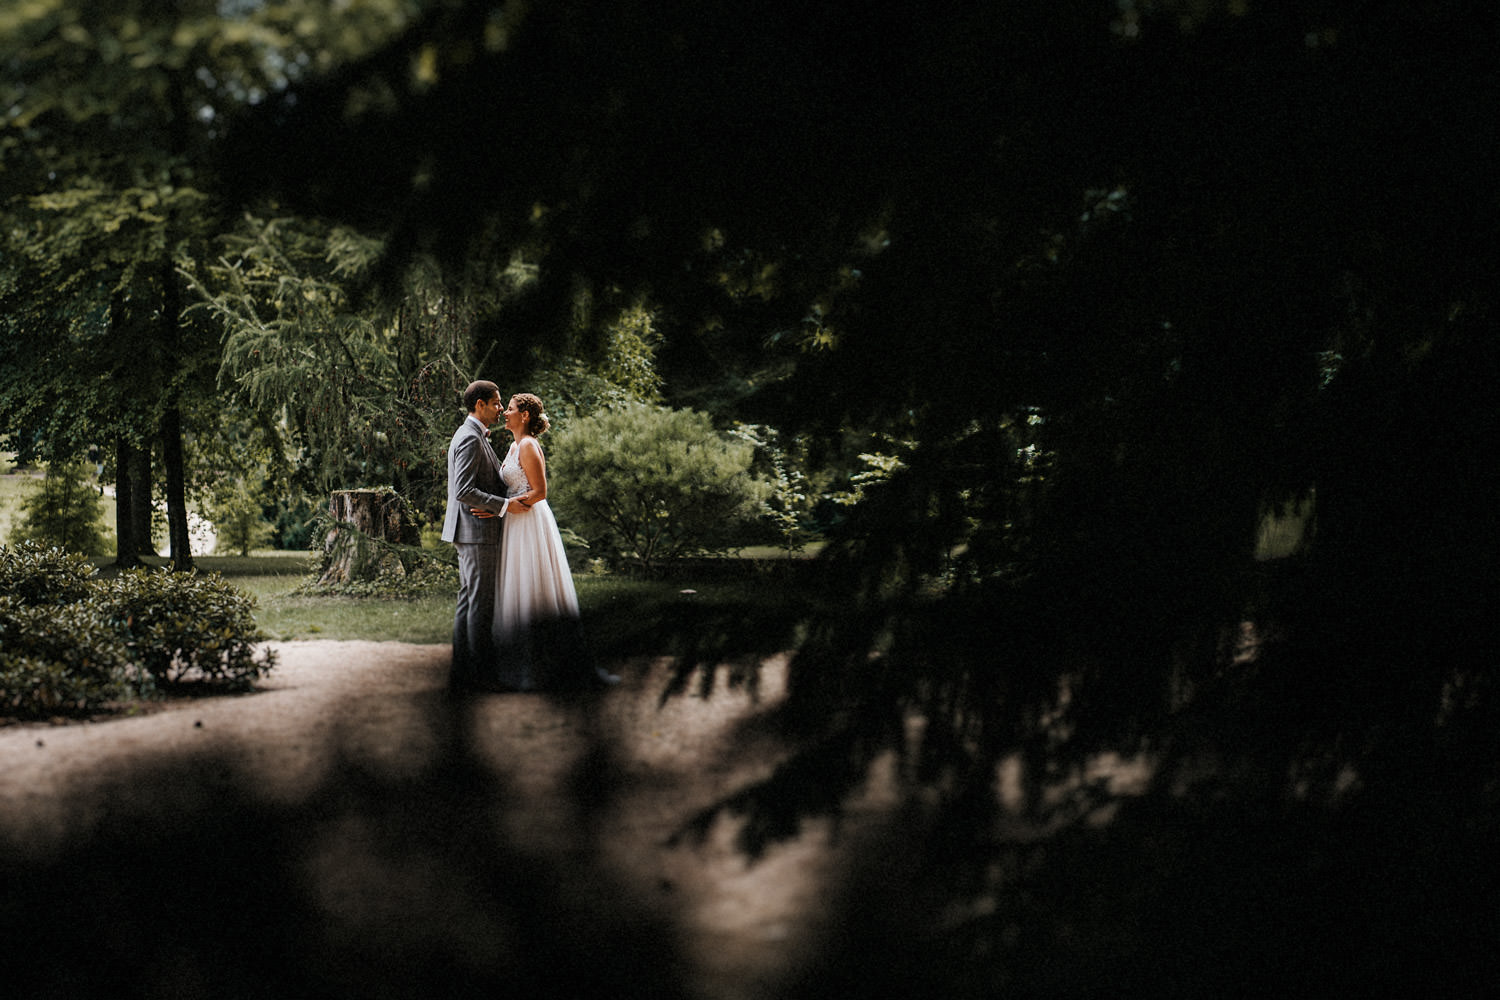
top-left (463, 380), bottom-right (500, 412)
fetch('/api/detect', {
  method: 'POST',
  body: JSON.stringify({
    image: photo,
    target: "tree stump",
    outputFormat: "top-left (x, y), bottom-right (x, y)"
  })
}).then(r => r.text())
top-left (318, 489), bottom-right (422, 585)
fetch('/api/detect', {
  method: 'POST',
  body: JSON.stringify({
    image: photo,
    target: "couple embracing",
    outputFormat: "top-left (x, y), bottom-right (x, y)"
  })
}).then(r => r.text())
top-left (441, 380), bottom-right (616, 694)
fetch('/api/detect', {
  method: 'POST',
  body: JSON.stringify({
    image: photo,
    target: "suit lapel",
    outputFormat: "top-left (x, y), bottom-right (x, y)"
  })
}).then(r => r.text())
top-left (479, 428), bottom-right (500, 473)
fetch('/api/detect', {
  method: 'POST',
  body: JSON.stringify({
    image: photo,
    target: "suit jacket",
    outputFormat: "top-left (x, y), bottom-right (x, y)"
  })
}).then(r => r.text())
top-left (441, 416), bottom-right (509, 544)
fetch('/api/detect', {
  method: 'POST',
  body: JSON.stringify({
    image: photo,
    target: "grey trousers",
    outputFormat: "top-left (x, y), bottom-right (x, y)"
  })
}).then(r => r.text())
top-left (451, 540), bottom-right (499, 687)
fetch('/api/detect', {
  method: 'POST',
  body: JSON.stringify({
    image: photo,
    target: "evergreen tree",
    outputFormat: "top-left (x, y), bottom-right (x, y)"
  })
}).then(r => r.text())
top-left (0, 0), bottom-right (432, 566)
top-left (10, 460), bottom-right (111, 556)
top-left (181, 213), bottom-right (494, 518)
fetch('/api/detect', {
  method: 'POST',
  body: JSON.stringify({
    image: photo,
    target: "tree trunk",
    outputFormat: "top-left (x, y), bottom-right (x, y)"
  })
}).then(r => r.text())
top-left (318, 490), bottom-right (422, 585)
top-left (113, 437), bottom-right (142, 569)
top-left (130, 444), bottom-right (156, 555)
top-left (161, 403), bottom-right (193, 572)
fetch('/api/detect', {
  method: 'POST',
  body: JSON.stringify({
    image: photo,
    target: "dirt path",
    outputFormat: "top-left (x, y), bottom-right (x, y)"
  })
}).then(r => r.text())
top-left (0, 641), bottom-right (903, 999)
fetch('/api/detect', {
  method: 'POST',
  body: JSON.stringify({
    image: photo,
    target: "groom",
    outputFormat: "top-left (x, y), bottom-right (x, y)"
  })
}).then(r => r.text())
top-left (441, 380), bottom-right (514, 692)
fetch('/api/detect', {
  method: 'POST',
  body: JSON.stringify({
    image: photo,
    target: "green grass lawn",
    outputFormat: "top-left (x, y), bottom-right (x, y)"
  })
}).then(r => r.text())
top-left (76, 550), bottom-right (822, 654)
top-left (237, 569), bottom-right (815, 652)
top-left (238, 572), bottom-right (456, 644)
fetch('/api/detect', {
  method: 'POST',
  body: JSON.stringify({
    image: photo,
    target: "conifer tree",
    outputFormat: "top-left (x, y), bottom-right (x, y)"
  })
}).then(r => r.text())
top-left (10, 459), bottom-right (111, 556)
top-left (0, 0), bottom-right (432, 565)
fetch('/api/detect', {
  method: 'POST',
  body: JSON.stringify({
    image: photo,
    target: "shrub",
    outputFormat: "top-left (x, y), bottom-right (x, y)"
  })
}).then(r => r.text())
top-left (0, 543), bottom-right (277, 716)
top-left (96, 569), bottom-right (276, 688)
top-left (208, 478), bottom-right (276, 556)
top-left (731, 423), bottom-right (818, 555)
top-left (269, 494), bottom-right (319, 550)
top-left (548, 403), bottom-right (771, 572)
top-left (0, 656), bottom-right (142, 719)
top-left (0, 596), bottom-right (144, 718)
top-left (9, 459), bottom-right (111, 556)
top-left (0, 541), bottom-right (98, 606)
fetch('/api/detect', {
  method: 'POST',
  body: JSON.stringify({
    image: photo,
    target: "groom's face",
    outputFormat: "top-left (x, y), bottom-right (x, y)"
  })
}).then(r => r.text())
top-left (474, 393), bottom-right (503, 427)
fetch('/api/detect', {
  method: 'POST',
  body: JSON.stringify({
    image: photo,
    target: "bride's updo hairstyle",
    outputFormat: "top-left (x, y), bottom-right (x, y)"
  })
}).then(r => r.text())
top-left (512, 393), bottom-right (550, 436)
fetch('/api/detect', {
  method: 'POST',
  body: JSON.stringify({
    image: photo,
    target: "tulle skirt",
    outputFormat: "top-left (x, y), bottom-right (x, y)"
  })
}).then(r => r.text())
top-left (491, 499), bottom-right (585, 690)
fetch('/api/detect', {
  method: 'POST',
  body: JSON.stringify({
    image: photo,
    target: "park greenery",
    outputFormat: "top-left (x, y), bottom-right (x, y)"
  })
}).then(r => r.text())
top-left (0, 541), bottom-right (273, 718)
top-left (206, 477), bottom-right (276, 557)
top-left (2, 0), bottom-right (1496, 994)
top-left (5, 458), bottom-right (111, 556)
top-left (549, 403), bottom-right (770, 571)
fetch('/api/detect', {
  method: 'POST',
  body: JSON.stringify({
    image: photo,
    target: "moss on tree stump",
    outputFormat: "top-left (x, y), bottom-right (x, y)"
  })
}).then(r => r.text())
top-left (318, 489), bottom-right (422, 585)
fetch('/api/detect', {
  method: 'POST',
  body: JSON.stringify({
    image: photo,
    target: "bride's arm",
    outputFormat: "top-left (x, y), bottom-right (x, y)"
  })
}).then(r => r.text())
top-left (513, 438), bottom-right (548, 509)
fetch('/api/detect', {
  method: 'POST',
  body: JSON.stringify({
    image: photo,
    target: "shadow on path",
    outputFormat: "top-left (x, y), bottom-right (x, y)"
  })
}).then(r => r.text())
top-left (0, 686), bottom-right (692, 999)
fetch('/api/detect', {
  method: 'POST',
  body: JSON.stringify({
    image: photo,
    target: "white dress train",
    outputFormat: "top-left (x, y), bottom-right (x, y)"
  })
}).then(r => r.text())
top-left (492, 440), bottom-right (584, 690)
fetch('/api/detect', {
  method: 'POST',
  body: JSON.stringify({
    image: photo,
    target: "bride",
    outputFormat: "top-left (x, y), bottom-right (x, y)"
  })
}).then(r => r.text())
top-left (484, 392), bottom-right (617, 691)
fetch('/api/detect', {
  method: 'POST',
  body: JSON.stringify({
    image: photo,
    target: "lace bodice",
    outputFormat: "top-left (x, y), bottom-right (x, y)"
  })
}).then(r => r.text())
top-left (500, 442), bottom-right (532, 499)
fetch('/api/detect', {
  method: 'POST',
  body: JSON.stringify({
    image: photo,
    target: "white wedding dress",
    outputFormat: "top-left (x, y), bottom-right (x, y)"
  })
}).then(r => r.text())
top-left (492, 440), bottom-right (583, 690)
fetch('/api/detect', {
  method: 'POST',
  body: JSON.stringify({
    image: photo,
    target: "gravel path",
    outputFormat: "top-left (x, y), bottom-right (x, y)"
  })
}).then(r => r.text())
top-left (0, 641), bottom-right (902, 1000)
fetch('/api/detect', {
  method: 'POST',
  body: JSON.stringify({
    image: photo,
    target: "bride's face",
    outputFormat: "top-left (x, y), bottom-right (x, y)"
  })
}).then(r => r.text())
top-left (502, 398), bottom-right (523, 433)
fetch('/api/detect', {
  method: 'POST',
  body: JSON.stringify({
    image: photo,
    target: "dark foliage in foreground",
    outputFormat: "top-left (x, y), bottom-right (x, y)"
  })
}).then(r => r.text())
top-left (35, 0), bottom-right (1500, 992)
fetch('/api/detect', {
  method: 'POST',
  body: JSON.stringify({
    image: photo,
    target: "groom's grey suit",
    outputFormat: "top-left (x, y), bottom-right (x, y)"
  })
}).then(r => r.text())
top-left (441, 414), bottom-right (510, 689)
